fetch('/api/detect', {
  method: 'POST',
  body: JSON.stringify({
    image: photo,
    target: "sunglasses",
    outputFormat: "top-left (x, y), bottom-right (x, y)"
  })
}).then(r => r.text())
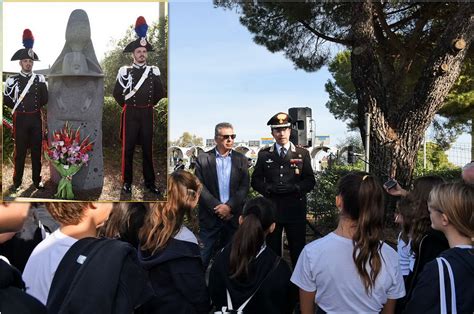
top-left (219, 134), bottom-right (236, 140)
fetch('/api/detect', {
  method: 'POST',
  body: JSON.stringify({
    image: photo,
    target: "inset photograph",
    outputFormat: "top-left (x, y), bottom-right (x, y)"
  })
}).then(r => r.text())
top-left (2, 2), bottom-right (168, 201)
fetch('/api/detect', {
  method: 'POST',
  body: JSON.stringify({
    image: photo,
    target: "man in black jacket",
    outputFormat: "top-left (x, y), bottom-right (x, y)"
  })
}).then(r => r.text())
top-left (251, 112), bottom-right (315, 266)
top-left (3, 29), bottom-right (47, 191)
top-left (195, 122), bottom-right (249, 269)
top-left (113, 16), bottom-right (165, 195)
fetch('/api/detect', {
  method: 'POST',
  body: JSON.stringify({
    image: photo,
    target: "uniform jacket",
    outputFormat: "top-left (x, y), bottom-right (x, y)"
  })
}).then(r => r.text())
top-left (138, 238), bottom-right (210, 314)
top-left (3, 73), bottom-right (48, 112)
top-left (251, 142), bottom-right (315, 223)
top-left (113, 65), bottom-right (164, 107)
top-left (195, 148), bottom-right (250, 229)
top-left (46, 238), bottom-right (153, 314)
top-left (404, 247), bottom-right (474, 313)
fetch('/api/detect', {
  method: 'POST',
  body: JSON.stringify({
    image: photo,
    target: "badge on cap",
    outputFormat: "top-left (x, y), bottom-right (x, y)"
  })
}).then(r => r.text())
top-left (140, 38), bottom-right (147, 47)
top-left (277, 113), bottom-right (287, 124)
top-left (28, 48), bottom-right (35, 59)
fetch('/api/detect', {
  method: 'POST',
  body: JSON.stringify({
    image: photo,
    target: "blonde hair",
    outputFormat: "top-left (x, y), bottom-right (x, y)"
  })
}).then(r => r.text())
top-left (45, 202), bottom-right (94, 225)
top-left (140, 171), bottom-right (201, 254)
top-left (428, 182), bottom-right (474, 242)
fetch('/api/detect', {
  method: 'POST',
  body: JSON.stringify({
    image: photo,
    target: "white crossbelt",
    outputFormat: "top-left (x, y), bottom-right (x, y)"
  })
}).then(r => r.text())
top-left (124, 66), bottom-right (151, 101)
top-left (12, 73), bottom-right (36, 114)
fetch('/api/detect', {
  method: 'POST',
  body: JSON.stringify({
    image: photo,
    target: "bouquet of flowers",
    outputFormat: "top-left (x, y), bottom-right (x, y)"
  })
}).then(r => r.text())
top-left (44, 122), bottom-right (94, 199)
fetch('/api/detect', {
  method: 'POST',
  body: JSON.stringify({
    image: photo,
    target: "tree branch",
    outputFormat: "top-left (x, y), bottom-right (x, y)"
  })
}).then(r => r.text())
top-left (388, 10), bottom-right (421, 31)
top-left (385, 4), bottom-right (418, 16)
top-left (374, 2), bottom-right (404, 51)
top-left (297, 19), bottom-right (352, 46)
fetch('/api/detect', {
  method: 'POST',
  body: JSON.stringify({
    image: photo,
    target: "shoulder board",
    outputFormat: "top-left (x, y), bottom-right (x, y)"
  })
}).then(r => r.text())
top-left (261, 147), bottom-right (271, 152)
top-left (118, 66), bottom-right (131, 77)
top-left (37, 74), bottom-right (46, 83)
top-left (151, 66), bottom-right (161, 76)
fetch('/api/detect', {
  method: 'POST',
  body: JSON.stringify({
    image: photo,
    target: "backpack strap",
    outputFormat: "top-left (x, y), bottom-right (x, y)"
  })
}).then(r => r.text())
top-left (226, 255), bottom-right (281, 313)
top-left (436, 257), bottom-right (457, 314)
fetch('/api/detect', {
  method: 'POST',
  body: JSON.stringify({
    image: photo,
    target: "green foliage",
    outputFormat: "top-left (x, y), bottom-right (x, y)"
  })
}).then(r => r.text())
top-left (414, 142), bottom-right (457, 176)
top-left (101, 17), bottom-right (168, 97)
top-left (102, 97), bottom-right (122, 149)
top-left (433, 60), bottom-right (474, 149)
top-left (170, 132), bottom-right (203, 147)
top-left (325, 51), bottom-right (358, 131)
top-left (2, 107), bottom-right (14, 164)
top-left (153, 97), bottom-right (168, 155)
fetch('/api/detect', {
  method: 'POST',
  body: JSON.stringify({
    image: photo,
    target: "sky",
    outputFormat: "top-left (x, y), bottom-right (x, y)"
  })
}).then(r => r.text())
top-left (3, 2), bottom-right (162, 72)
top-left (168, 1), bottom-right (351, 145)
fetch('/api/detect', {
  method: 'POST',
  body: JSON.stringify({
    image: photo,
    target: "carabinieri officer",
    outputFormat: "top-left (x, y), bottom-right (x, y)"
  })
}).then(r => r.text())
top-left (251, 112), bottom-right (315, 267)
top-left (4, 29), bottom-right (47, 191)
top-left (113, 16), bottom-right (165, 195)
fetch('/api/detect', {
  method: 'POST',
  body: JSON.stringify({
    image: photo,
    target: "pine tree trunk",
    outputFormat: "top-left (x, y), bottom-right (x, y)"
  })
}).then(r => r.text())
top-left (350, 1), bottom-right (474, 187)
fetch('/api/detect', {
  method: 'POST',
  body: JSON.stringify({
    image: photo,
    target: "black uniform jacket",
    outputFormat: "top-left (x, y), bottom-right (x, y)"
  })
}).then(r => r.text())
top-left (252, 142), bottom-right (315, 223)
top-left (138, 237), bottom-right (211, 314)
top-left (195, 148), bottom-right (249, 229)
top-left (113, 65), bottom-right (164, 107)
top-left (47, 238), bottom-right (153, 314)
top-left (3, 73), bottom-right (48, 112)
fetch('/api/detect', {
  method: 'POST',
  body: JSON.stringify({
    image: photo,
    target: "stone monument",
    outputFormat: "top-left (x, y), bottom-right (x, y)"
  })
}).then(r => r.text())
top-left (47, 9), bottom-right (104, 191)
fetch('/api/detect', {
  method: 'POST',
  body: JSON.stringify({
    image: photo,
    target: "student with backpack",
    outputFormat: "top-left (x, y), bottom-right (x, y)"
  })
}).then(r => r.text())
top-left (40, 202), bottom-right (153, 314)
top-left (291, 172), bottom-right (405, 313)
top-left (138, 170), bottom-right (210, 314)
top-left (209, 197), bottom-right (296, 314)
top-left (22, 202), bottom-right (113, 304)
top-left (404, 182), bottom-right (474, 313)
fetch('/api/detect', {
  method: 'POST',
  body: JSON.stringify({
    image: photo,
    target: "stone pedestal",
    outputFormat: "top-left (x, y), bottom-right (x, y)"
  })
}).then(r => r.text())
top-left (47, 9), bottom-right (104, 191)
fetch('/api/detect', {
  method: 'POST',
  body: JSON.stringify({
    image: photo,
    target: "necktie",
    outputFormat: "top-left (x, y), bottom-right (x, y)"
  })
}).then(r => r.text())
top-left (280, 147), bottom-right (286, 158)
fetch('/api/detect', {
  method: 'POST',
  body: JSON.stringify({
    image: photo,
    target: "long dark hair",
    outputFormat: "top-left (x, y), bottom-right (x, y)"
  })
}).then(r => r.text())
top-left (337, 172), bottom-right (385, 294)
top-left (101, 203), bottom-right (148, 248)
top-left (409, 176), bottom-right (444, 255)
top-left (140, 171), bottom-right (201, 254)
top-left (229, 197), bottom-right (275, 280)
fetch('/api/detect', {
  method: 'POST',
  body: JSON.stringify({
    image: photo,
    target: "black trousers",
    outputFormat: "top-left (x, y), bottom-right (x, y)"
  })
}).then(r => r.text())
top-left (121, 105), bottom-right (155, 185)
top-left (13, 112), bottom-right (42, 187)
top-left (266, 220), bottom-right (306, 268)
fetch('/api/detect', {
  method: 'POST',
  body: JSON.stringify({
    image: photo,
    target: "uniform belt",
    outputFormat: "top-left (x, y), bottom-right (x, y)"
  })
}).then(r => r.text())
top-left (14, 109), bottom-right (41, 114)
top-left (126, 104), bottom-right (153, 108)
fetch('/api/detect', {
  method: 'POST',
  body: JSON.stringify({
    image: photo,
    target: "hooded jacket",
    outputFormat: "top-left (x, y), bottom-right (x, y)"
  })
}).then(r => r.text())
top-left (209, 244), bottom-right (296, 314)
top-left (0, 258), bottom-right (47, 314)
top-left (404, 247), bottom-right (474, 313)
top-left (46, 238), bottom-right (153, 314)
top-left (138, 230), bottom-right (210, 314)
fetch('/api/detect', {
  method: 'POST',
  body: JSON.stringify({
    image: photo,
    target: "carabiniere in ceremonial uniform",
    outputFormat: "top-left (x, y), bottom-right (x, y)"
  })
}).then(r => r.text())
top-left (113, 16), bottom-right (165, 195)
top-left (251, 112), bottom-right (315, 267)
top-left (3, 29), bottom-right (47, 191)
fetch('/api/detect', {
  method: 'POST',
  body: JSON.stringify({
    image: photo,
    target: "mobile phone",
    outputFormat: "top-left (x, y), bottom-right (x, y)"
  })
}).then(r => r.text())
top-left (384, 178), bottom-right (397, 190)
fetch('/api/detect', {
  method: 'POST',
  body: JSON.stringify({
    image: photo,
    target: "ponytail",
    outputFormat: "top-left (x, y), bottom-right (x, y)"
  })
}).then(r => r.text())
top-left (352, 175), bottom-right (384, 294)
top-left (228, 197), bottom-right (275, 280)
top-left (229, 214), bottom-right (265, 279)
top-left (337, 172), bottom-right (384, 294)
